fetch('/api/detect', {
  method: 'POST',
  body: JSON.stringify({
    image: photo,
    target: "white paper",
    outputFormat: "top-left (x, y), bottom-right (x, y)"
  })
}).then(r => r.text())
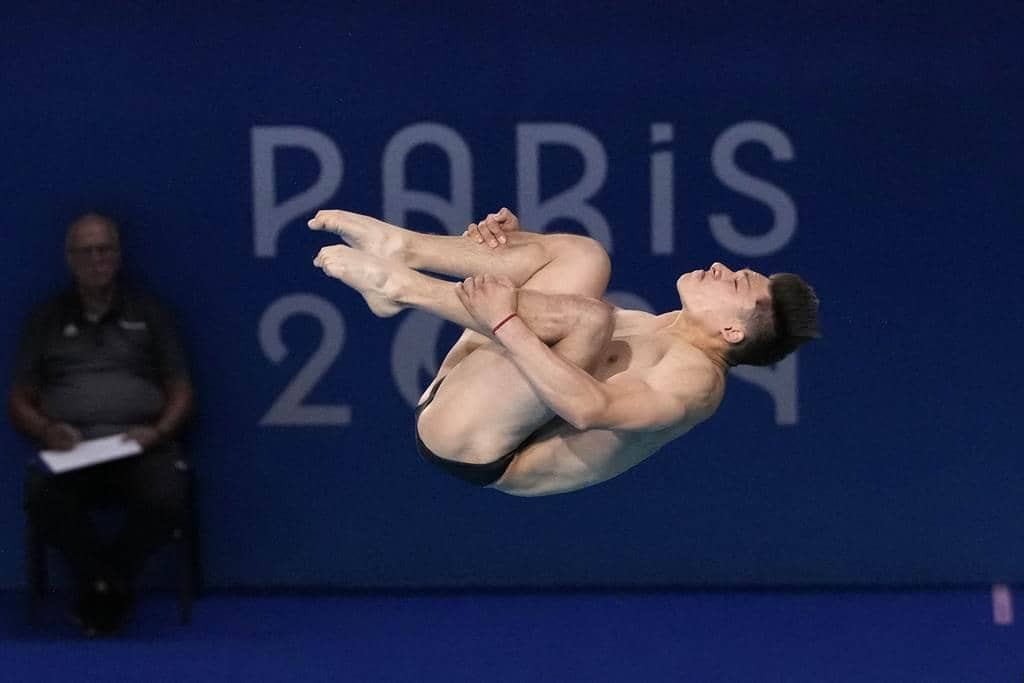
top-left (39, 434), bottom-right (143, 474)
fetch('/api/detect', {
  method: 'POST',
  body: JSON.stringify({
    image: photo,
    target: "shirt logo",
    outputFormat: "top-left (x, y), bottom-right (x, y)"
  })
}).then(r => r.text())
top-left (62, 323), bottom-right (79, 337)
top-left (118, 319), bottom-right (148, 331)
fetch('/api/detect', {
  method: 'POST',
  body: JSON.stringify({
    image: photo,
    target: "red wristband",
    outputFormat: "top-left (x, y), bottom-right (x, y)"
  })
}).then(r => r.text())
top-left (492, 313), bottom-right (518, 335)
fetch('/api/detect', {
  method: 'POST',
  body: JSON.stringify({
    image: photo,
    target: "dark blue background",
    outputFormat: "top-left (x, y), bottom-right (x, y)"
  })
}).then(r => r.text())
top-left (2, 2), bottom-right (1021, 589)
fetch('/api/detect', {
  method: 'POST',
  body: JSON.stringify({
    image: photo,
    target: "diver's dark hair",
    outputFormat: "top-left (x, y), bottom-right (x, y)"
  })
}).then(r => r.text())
top-left (726, 273), bottom-right (820, 367)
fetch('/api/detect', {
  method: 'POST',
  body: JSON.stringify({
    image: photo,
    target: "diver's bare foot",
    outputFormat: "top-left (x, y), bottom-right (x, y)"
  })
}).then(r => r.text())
top-left (313, 245), bottom-right (404, 317)
top-left (308, 210), bottom-right (407, 262)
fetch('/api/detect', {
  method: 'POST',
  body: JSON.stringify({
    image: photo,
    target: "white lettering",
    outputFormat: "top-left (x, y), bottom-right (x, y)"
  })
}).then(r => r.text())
top-left (650, 123), bottom-right (675, 255)
top-left (709, 121), bottom-right (796, 257)
top-left (603, 290), bottom-right (656, 313)
top-left (391, 311), bottom-right (447, 408)
top-left (382, 123), bottom-right (473, 234)
top-left (730, 353), bottom-right (799, 425)
top-left (259, 294), bottom-right (351, 426)
top-left (516, 123), bottom-right (612, 251)
top-left (252, 126), bottom-right (343, 258)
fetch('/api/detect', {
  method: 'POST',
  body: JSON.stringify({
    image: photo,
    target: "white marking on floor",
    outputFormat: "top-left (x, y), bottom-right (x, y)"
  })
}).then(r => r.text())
top-left (992, 584), bottom-right (1014, 625)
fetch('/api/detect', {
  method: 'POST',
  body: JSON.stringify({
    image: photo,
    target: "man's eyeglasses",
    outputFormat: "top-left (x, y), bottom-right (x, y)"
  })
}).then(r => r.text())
top-left (67, 244), bottom-right (119, 258)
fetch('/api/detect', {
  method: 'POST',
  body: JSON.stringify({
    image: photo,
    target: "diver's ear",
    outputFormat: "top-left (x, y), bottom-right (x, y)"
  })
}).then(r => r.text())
top-left (721, 325), bottom-right (745, 345)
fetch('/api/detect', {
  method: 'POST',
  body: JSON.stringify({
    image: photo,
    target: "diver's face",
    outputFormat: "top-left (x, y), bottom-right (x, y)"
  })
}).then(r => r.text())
top-left (676, 262), bottom-right (771, 323)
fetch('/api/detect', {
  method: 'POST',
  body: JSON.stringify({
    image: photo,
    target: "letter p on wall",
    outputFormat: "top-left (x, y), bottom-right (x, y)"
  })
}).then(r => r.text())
top-left (252, 126), bottom-right (343, 258)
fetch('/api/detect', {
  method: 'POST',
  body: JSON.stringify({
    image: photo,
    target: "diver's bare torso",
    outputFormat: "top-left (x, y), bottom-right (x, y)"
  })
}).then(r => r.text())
top-left (485, 308), bottom-right (725, 496)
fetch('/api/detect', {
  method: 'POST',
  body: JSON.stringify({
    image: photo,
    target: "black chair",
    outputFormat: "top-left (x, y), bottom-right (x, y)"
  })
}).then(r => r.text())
top-left (25, 457), bottom-right (201, 626)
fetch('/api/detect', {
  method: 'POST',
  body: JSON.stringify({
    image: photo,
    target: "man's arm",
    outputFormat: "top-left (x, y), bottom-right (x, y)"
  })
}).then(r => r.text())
top-left (8, 384), bottom-right (83, 450)
top-left (453, 272), bottom-right (689, 432)
top-left (154, 377), bottom-right (193, 439)
top-left (125, 377), bottom-right (193, 449)
top-left (126, 294), bottom-right (194, 448)
top-left (494, 318), bottom-right (687, 431)
top-left (8, 384), bottom-right (51, 440)
top-left (8, 306), bottom-right (83, 450)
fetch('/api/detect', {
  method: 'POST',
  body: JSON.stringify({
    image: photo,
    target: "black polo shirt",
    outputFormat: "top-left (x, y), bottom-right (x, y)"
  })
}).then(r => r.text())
top-left (13, 284), bottom-right (190, 437)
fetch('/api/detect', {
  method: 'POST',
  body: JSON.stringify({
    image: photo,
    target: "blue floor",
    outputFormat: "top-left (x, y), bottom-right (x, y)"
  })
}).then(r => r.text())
top-left (3, 589), bottom-right (1021, 682)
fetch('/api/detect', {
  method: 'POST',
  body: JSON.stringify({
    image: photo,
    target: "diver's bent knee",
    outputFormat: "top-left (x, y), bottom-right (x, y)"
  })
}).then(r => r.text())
top-left (417, 405), bottom-right (509, 465)
top-left (553, 234), bottom-right (610, 270)
top-left (415, 405), bottom-right (458, 460)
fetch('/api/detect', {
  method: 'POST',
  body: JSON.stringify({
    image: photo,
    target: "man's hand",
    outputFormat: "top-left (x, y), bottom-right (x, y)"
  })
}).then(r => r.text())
top-left (124, 426), bottom-right (162, 450)
top-left (41, 422), bottom-right (83, 451)
top-left (463, 208), bottom-right (521, 248)
top-left (455, 274), bottom-right (518, 332)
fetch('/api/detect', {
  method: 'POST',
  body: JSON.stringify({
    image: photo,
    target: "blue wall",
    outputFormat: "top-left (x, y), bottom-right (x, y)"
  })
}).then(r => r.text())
top-left (2, 2), bottom-right (1022, 589)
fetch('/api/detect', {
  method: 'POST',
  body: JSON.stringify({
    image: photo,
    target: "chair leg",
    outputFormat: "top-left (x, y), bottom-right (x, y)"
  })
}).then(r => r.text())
top-left (26, 521), bottom-right (48, 624)
top-left (172, 458), bottom-right (199, 626)
top-left (176, 526), bottom-right (193, 625)
top-left (176, 501), bottom-right (201, 625)
top-left (178, 462), bottom-right (199, 626)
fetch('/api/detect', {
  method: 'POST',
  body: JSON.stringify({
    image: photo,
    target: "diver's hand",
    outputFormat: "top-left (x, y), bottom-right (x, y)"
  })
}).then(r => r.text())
top-left (455, 274), bottom-right (518, 333)
top-left (463, 208), bottom-right (521, 248)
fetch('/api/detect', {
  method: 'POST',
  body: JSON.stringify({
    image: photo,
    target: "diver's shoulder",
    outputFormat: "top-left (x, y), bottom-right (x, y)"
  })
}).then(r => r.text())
top-left (663, 344), bottom-right (726, 414)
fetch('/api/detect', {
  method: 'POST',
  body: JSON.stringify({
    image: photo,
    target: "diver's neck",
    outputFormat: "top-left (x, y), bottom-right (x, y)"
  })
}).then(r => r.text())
top-left (665, 309), bottom-right (731, 372)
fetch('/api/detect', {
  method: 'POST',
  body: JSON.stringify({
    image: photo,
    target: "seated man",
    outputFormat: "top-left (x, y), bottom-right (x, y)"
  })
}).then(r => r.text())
top-left (309, 208), bottom-right (818, 496)
top-left (8, 212), bottom-right (194, 635)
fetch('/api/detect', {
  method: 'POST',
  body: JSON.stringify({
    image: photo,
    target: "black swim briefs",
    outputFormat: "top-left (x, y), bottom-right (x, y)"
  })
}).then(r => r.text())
top-left (414, 377), bottom-right (535, 486)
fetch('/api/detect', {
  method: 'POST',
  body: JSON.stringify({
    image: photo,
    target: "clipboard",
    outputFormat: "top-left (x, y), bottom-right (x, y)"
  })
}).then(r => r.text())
top-left (39, 434), bottom-right (143, 474)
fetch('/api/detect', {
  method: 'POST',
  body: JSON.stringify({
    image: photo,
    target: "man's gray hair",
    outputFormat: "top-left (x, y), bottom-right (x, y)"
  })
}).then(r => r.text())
top-left (65, 212), bottom-right (121, 252)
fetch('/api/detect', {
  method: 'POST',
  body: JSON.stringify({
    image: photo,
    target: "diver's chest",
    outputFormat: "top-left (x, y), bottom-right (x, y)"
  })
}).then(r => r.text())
top-left (595, 336), bottom-right (671, 378)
